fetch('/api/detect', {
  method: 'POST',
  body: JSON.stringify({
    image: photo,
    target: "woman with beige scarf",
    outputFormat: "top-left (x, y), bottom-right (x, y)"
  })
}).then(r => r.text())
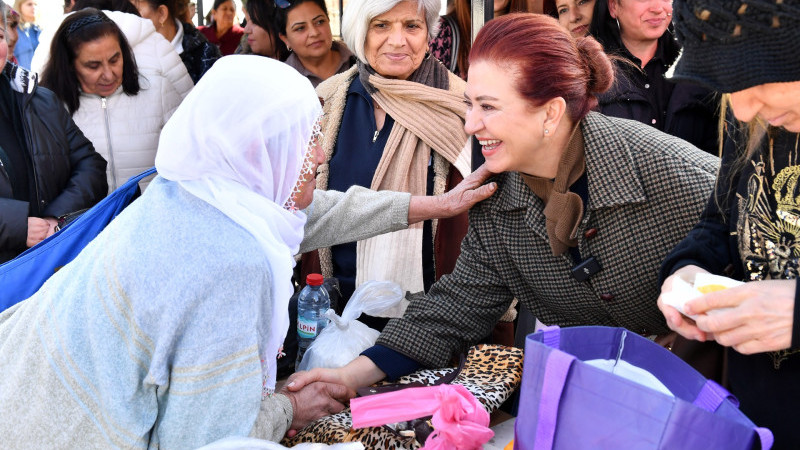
top-left (305, 0), bottom-right (472, 330)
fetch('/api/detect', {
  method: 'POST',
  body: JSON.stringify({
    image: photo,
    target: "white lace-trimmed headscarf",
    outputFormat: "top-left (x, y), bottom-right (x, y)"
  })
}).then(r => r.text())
top-left (155, 55), bottom-right (321, 393)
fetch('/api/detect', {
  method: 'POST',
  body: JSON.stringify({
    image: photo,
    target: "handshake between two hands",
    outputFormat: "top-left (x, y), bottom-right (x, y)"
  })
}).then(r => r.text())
top-left (279, 368), bottom-right (355, 438)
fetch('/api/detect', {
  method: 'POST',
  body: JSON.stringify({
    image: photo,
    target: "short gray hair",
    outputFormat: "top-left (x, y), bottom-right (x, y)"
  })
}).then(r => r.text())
top-left (343, 0), bottom-right (441, 64)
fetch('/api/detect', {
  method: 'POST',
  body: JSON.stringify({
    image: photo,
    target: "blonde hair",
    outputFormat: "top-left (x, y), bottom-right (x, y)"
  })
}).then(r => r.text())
top-left (714, 94), bottom-right (774, 220)
top-left (13, 0), bottom-right (36, 25)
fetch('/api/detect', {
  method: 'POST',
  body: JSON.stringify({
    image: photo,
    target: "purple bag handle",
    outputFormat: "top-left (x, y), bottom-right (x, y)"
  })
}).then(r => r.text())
top-left (693, 380), bottom-right (774, 448)
top-left (533, 326), bottom-right (571, 450)
top-left (534, 326), bottom-right (774, 450)
top-left (694, 379), bottom-right (735, 411)
top-left (534, 348), bottom-right (575, 449)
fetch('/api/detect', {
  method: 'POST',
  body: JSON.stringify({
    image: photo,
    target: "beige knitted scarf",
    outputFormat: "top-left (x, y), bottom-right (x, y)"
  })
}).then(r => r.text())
top-left (315, 62), bottom-right (470, 296)
top-left (355, 72), bottom-right (469, 294)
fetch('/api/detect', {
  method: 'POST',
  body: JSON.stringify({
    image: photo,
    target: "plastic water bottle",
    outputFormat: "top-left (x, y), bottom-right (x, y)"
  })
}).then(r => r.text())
top-left (295, 273), bottom-right (330, 371)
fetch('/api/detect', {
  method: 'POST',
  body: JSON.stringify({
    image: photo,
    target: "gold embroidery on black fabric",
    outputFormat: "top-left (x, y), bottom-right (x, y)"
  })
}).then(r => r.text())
top-left (737, 142), bottom-right (800, 369)
top-left (770, 349), bottom-right (800, 369)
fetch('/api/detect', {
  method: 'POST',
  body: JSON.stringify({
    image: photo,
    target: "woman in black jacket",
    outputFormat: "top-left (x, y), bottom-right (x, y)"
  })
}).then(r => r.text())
top-left (0, 8), bottom-right (107, 263)
top-left (590, 0), bottom-right (719, 155)
top-left (658, 1), bottom-right (800, 446)
top-left (130, 0), bottom-right (221, 83)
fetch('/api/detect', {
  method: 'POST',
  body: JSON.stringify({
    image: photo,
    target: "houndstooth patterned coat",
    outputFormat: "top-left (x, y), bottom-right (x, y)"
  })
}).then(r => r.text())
top-left (377, 112), bottom-right (720, 368)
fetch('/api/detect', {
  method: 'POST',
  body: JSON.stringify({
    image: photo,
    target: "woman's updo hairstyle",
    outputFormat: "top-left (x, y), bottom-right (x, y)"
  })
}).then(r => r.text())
top-left (469, 13), bottom-right (613, 123)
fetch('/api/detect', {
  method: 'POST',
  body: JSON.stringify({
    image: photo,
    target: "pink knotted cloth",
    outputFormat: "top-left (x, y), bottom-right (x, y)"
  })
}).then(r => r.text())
top-left (350, 384), bottom-right (494, 449)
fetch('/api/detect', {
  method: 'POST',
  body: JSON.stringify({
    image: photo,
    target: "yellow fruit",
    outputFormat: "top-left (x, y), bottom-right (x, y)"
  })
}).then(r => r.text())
top-left (697, 284), bottom-right (727, 294)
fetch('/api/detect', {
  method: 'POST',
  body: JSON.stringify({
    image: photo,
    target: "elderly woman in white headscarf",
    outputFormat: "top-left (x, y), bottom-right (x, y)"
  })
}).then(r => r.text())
top-left (0, 55), bottom-right (350, 448)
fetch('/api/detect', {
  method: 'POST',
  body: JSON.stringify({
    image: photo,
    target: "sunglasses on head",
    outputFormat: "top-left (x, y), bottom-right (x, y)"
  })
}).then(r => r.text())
top-left (274, 0), bottom-right (292, 9)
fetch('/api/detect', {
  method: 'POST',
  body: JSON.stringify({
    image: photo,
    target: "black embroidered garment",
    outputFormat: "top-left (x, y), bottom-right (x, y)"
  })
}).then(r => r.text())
top-left (180, 22), bottom-right (221, 84)
top-left (661, 126), bottom-right (800, 449)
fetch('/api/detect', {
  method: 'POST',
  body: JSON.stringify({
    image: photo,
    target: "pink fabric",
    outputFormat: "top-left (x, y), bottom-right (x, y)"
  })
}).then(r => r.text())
top-left (350, 384), bottom-right (493, 449)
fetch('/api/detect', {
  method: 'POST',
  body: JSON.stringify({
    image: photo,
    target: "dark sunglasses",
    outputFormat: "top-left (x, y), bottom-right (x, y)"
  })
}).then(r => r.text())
top-left (275, 0), bottom-right (293, 9)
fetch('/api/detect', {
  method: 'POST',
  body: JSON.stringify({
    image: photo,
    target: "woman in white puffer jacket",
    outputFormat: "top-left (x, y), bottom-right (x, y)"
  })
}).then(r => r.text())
top-left (39, 8), bottom-right (193, 192)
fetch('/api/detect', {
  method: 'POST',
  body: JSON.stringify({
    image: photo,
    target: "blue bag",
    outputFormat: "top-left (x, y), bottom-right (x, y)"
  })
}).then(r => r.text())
top-left (0, 168), bottom-right (155, 312)
top-left (515, 325), bottom-right (773, 450)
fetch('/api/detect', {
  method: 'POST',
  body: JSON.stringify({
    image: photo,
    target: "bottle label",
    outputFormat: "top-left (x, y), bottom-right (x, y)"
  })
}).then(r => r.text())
top-left (297, 317), bottom-right (318, 339)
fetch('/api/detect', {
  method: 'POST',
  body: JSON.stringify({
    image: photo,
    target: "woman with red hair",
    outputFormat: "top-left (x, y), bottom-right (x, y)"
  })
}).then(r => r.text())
top-left (288, 13), bottom-right (719, 395)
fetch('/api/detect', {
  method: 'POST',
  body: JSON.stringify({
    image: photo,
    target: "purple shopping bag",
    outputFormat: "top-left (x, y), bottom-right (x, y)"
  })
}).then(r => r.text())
top-left (515, 326), bottom-right (773, 450)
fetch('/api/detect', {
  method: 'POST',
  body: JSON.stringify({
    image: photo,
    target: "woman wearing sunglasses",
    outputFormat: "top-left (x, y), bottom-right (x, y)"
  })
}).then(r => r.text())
top-left (242, 0), bottom-right (288, 60)
top-left (276, 0), bottom-right (355, 87)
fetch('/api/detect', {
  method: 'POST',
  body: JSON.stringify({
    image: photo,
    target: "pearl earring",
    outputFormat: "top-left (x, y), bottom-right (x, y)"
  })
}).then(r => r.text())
top-left (544, 129), bottom-right (550, 135)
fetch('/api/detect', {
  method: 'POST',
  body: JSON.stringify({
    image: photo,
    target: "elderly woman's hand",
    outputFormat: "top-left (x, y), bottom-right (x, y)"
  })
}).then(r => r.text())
top-left (684, 279), bottom-right (795, 354)
top-left (280, 380), bottom-right (352, 433)
top-left (657, 265), bottom-right (711, 342)
top-left (407, 164), bottom-right (497, 224)
top-left (283, 356), bottom-right (386, 436)
top-left (439, 164), bottom-right (498, 216)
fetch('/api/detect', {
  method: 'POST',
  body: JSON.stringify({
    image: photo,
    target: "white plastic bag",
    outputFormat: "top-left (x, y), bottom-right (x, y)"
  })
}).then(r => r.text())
top-left (297, 281), bottom-right (404, 371)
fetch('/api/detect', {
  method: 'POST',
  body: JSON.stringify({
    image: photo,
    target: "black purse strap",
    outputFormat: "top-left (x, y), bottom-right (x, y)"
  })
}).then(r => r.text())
top-left (355, 352), bottom-right (467, 398)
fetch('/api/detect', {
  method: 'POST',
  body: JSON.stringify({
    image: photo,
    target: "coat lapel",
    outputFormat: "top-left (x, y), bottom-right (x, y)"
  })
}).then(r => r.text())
top-left (491, 172), bottom-right (550, 244)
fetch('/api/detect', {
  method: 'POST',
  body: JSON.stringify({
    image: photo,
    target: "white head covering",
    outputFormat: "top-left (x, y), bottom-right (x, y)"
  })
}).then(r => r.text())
top-left (155, 55), bottom-right (322, 393)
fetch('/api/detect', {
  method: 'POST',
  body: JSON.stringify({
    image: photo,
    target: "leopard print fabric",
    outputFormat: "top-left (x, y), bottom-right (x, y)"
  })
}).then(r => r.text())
top-left (281, 344), bottom-right (523, 447)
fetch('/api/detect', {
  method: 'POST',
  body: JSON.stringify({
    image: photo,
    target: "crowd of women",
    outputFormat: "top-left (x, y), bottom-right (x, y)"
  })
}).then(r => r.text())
top-left (0, 0), bottom-right (798, 447)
